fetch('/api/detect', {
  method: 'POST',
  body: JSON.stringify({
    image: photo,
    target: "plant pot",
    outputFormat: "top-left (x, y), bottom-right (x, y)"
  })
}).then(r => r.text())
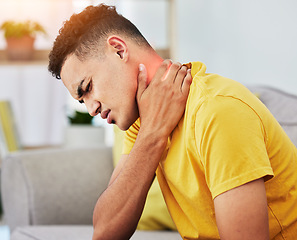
top-left (5, 35), bottom-right (35, 61)
top-left (64, 125), bottom-right (105, 148)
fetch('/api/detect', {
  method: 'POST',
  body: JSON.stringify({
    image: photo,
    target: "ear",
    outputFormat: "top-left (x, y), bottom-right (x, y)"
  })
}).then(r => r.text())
top-left (107, 36), bottom-right (129, 61)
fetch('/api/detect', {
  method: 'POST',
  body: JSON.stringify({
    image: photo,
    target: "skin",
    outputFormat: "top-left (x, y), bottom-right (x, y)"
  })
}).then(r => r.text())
top-left (214, 178), bottom-right (269, 240)
top-left (60, 33), bottom-right (270, 240)
top-left (62, 36), bottom-right (143, 131)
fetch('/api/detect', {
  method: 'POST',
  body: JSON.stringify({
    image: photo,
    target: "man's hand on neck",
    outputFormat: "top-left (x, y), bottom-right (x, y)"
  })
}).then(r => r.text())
top-left (136, 59), bottom-right (192, 141)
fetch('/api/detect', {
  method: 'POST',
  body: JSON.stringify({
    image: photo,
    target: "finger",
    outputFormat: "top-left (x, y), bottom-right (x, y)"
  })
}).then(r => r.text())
top-left (151, 59), bottom-right (172, 83)
top-left (136, 64), bottom-right (148, 102)
top-left (181, 69), bottom-right (192, 94)
top-left (174, 65), bottom-right (188, 87)
top-left (165, 62), bottom-right (182, 83)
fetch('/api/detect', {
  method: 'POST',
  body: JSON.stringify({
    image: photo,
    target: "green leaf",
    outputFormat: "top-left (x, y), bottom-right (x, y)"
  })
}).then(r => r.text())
top-left (0, 20), bottom-right (46, 38)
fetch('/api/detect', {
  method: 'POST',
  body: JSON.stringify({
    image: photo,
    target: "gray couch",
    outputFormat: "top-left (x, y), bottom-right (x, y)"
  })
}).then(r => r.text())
top-left (1, 146), bottom-right (182, 240)
top-left (1, 85), bottom-right (297, 240)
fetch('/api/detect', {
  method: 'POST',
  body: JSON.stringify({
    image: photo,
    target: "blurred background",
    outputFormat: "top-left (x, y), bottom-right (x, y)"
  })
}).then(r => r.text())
top-left (0, 0), bottom-right (296, 150)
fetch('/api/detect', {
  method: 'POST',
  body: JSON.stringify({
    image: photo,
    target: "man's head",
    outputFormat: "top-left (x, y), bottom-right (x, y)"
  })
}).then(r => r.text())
top-left (48, 4), bottom-right (150, 80)
top-left (48, 4), bottom-right (162, 130)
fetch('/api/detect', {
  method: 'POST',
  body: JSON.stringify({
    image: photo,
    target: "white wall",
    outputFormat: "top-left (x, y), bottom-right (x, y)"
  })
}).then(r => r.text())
top-left (0, 0), bottom-right (74, 50)
top-left (0, 64), bottom-right (67, 147)
top-left (174, 0), bottom-right (297, 94)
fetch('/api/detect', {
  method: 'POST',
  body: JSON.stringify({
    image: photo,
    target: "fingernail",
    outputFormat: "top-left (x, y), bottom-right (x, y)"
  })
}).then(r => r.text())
top-left (139, 64), bottom-right (144, 71)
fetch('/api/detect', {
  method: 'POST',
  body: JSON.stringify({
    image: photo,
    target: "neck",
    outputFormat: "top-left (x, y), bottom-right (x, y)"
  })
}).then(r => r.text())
top-left (137, 48), bottom-right (164, 84)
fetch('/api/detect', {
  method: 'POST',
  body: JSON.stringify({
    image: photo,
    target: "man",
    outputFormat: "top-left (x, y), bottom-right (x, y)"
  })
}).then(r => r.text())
top-left (48, 4), bottom-right (297, 240)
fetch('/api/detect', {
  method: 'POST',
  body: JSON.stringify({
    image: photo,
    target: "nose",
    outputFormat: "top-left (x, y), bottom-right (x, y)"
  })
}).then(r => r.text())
top-left (84, 97), bottom-right (101, 117)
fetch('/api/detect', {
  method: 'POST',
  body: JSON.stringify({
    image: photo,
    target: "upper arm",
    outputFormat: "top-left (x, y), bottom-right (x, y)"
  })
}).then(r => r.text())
top-left (214, 178), bottom-right (269, 240)
top-left (108, 154), bottom-right (128, 186)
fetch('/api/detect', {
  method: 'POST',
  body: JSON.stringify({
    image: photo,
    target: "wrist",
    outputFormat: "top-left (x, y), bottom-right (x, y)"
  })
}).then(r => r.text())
top-left (137, 128), bottom-right (168, 152)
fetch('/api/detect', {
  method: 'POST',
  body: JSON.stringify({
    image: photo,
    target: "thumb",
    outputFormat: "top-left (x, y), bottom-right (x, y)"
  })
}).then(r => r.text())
top-left (136, 64), bottom-right (148, 102)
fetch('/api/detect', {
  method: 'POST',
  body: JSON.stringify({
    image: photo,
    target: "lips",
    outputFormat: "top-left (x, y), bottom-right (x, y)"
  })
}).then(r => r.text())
top-left (101, 109), bottom-right (110, 119)
top-left (107, 112), bottom-right (112, 124)
top-left (101, 109), bottom-right (113, 124)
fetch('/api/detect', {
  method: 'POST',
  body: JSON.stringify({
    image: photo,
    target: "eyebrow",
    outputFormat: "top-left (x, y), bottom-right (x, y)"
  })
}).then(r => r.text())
top-left (77, 79), bottom-right (85, 99)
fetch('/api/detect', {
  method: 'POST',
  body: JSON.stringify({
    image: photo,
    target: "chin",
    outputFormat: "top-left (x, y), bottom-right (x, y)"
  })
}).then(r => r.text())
top-left (116, 117), bottom-right (137, 131)
top-left (115, 108), bottom-right (139, 131)
top-left (117, 123), bottom-right (131, 131)
top-left (119, 126), bottom-right (129, 131)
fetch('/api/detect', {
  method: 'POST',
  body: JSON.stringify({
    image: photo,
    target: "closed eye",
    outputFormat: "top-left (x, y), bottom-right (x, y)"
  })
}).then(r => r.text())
top-left (86, 81), bottom-right (92, 93)
top-left (78, 79), bottom-right (92, 104)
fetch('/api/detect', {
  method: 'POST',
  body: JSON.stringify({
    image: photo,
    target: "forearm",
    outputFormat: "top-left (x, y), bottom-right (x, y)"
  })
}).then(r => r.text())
top-left (92, 60), bottom-right (192, 240)
top-left (92, 131), bottom-right (167, 240)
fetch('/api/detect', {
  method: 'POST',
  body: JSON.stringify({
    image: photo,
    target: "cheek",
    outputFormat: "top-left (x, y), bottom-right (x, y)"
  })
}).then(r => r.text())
top-left (119, 74), bottom-right (138, 100)
top-left (106, 69), bottom-right (138, 107)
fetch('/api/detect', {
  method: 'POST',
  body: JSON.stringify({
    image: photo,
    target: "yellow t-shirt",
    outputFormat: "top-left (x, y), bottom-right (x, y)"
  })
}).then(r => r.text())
top-left (123, 62), bottom-right (297, 239)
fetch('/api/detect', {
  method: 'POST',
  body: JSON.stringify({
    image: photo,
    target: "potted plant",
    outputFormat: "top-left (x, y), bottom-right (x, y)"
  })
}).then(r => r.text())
top-left (0, 20), bottom-right (46, 61)
top-left (68, 110), bottom-right (94, 125)
top-left (65, 110), bottom-right (105, 147)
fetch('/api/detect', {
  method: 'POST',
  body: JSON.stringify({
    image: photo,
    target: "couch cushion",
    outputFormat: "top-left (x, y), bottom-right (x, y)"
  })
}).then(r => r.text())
top-left (11, 226), bottom-right (182, 240)
top-left (2, 146), bottom-right (113, 230)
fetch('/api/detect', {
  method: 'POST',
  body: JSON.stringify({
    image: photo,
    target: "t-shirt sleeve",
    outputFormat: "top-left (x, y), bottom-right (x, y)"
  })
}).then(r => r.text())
top-left (195, 96), bottom-right (274, 199)
top-left (122, 118), bottom-right (141, 155)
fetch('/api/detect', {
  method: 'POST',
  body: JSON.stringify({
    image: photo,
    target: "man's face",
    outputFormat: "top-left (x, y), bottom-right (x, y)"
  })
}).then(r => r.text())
top-left (60, 53), bottom-right (139, 130)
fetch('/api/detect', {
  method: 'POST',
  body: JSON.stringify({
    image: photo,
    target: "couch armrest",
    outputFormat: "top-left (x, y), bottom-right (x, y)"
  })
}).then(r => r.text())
top-left (1, 146), bottom-right (113, 231)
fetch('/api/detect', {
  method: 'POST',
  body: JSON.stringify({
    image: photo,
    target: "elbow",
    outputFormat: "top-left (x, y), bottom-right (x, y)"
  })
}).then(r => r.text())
top-left (92, 213), bottom-right (136, 240)
top-left (92, 223), bottom-right (111, 240)
top-left (92, 198), bottom-right (138, 240)
top-left (92, 212), bottom-right (108, 240)
top-left (92, 214), bottom-right (135, 240)
top-left (92, 225), bottom-right (134, 240)
top-left (92, 227), bottom-right (105, 240)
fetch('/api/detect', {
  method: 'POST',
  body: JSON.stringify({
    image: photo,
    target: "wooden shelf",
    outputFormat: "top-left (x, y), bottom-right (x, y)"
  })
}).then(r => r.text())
top-left (0, 49), bottom-right (50, 65)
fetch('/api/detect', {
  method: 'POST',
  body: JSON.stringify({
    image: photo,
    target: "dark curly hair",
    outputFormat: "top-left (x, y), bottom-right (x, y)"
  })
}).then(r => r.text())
top-left (48, 4), bottom-right (150, 79)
